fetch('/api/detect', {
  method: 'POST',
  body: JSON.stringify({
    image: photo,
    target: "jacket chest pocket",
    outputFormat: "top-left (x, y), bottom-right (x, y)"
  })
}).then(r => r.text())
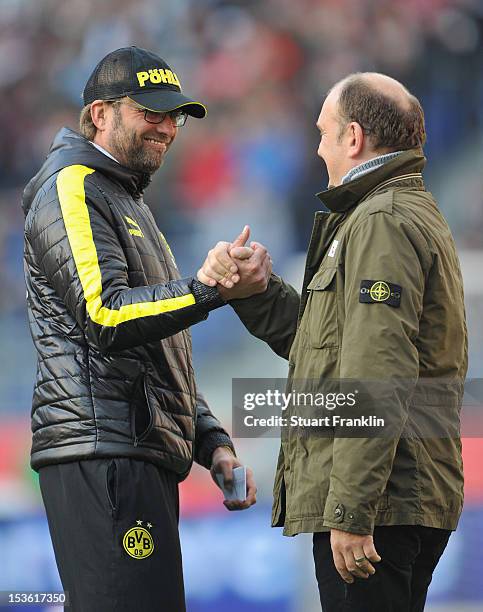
top-left (301, 267), bottom-right (339, 349)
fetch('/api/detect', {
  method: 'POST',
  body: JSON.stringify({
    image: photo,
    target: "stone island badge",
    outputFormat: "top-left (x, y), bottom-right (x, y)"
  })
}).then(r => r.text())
top-left (359, 280), bottom-right (402, 307)
top-left (122, 520), bottom-right (154, 559)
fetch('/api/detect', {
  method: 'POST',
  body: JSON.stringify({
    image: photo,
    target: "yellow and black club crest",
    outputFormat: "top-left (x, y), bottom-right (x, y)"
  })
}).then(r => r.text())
top-left (122, 520), bottom-right (154, 559)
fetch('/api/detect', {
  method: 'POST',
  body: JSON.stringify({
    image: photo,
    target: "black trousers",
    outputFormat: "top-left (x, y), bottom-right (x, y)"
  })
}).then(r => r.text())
top-left (39, 458), bottom-right (185, 612)
top-left (313, 525), bottom-right (451, 612)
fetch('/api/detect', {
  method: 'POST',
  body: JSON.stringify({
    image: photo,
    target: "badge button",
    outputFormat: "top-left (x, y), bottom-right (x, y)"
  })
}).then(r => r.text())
top-left (333, 504), bottom-right (345, 522)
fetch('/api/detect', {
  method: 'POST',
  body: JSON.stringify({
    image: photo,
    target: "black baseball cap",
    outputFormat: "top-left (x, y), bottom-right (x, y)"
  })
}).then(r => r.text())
top-left (83, 46), bottom-right (206, 118)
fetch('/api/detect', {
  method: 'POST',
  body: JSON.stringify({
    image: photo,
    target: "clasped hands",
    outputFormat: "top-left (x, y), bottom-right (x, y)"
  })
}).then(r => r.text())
top-left (197, 226), bottom-right (272, 300)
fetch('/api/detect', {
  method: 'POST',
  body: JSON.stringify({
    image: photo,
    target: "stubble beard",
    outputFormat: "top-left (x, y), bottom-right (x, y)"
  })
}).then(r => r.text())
top-left (109, 107), bottom-right (169, 175)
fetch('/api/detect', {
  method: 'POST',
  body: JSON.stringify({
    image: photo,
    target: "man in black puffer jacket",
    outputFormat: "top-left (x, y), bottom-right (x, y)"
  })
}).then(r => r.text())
top-left (22, 46), bottom-right (262, 611)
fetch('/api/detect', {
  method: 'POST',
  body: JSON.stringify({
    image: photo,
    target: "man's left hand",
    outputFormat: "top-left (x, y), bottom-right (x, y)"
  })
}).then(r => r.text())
top-left (210, 446), bottom-right (257, 511)
top-left (330, 528), bottom-right (381, 583)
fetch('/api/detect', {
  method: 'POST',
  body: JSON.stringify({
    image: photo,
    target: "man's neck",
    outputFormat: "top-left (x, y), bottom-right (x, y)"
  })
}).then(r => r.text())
top-left (341, 151), bottom-right (403, 185)
top-left (90, 140), bottom-right (120, 164)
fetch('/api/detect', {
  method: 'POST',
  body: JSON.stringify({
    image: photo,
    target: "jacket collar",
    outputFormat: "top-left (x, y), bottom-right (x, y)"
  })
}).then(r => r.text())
top-left (23, 128), bottom-right (151, 216)
top-left (316, 147), bottom-right (426, 213)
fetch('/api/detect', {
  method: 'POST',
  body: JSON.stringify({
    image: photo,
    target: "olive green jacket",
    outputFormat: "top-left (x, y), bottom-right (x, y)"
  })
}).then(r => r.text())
top-left (232, 148), bottom-right (467, 536)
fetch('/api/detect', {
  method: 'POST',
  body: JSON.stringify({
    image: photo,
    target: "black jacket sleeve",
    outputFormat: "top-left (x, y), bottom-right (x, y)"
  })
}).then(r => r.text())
top-left (29, 167), bottom-right (224, 352)
top-left (194, 390), bottom-right (235, 468)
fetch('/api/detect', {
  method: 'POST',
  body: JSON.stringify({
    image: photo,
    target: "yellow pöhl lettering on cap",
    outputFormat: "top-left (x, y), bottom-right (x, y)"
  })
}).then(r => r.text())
top-left (136, 69), bottom-right (182, 88)
top-left (171, 72), bottom-right (181, 87)
top-left (157, 69), bottom-right (168, 83)
top-left (148, 69), bottom-right (161, 83)
top-left (137, 71), bottom-right (150, 87)
top-left (165, 70), bottom-right (181, 87)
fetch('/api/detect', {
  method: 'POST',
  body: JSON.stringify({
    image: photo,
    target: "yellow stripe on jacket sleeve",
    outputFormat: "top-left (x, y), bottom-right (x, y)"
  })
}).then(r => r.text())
top-left (56, 164), bottom-right (195, 327)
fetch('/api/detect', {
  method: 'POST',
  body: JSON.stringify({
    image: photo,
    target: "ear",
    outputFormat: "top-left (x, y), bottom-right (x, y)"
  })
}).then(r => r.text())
top-left (90, 100), bottom-right (108, 132)
top-left (347, 122), bottom-right (364, 159)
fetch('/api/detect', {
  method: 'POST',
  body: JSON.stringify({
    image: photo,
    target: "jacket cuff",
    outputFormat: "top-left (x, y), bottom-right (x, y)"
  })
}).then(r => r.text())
top-left (229, 274), bottom-right (278, 309)
top-left (322, 497), bottom-right (375, 535)
top-left (190, 278), bottom-right (226, 312)
top-left (196, 431), bottom-right (236, 469)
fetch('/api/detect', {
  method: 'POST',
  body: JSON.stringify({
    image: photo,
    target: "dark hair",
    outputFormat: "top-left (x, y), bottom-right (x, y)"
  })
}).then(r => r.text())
top-left (336, 76), bottom-right (426, 150)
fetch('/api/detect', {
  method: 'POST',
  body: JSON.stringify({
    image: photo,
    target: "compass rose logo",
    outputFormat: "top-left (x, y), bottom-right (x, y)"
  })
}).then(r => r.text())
top-left (369, 281), bottom-right (390, 302)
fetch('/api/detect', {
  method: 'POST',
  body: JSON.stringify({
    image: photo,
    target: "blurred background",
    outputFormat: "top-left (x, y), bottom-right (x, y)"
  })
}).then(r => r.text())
top-left (1, 0), bottom-right (482, 610)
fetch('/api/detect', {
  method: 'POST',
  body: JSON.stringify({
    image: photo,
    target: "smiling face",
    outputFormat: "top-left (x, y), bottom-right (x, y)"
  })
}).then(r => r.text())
top-left (97, 99), bottom-right (177, 175)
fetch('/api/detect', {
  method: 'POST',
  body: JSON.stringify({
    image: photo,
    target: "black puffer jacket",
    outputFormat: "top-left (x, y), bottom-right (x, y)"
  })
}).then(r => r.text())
top-left (23, 127), bottom-right (233, 476)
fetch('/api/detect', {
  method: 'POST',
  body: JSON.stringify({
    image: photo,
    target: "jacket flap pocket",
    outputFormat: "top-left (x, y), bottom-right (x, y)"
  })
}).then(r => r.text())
top-left (307, 267), bottom-right (337, 291)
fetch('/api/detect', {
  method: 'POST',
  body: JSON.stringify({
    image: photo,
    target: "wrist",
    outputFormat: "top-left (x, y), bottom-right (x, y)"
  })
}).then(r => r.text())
top-left (212, 445), bottom-right (236, 460)
top-left (197, 432), bottom-right (236, 469)
top-left (215, 285), bottom-right (231, 302)
top-left (191, 278), bottom-right (226, 310)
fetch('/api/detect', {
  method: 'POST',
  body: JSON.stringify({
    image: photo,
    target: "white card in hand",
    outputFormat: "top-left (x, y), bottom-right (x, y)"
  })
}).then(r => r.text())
top-left (216, 466), bottom-right (247, 501)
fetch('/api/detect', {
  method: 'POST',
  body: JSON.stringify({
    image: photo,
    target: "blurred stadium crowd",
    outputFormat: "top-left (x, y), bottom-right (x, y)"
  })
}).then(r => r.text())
top-left (1, 0), bottom-right (483, 319)
top-left (0, 0), bottom-right (482, 443)
top-left (1, 1), bottom-right (483, 609)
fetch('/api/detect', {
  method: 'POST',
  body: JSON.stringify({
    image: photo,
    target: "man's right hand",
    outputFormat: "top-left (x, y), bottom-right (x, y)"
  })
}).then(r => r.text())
top-left (197, 226), bottom-right (272, 300)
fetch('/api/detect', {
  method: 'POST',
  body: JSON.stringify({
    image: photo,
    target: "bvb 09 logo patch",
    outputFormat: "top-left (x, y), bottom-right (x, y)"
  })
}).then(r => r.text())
top-left (123, 520), bottom-right (154, 559)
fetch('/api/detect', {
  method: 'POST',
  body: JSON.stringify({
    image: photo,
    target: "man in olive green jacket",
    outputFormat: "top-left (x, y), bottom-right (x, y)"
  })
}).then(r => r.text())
top-left (198, 73), bottom-right (467, 611)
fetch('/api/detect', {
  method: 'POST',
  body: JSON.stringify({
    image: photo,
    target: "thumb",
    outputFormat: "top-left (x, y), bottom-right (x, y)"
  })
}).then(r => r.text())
top-left (229, 246), bottom-right (253, 260)
top-left (219, 462), bottom-right (234, 493)
top-left (231, 225), bottom-right (250, 248)
top-left (363, 540), bottom-right (382, 563)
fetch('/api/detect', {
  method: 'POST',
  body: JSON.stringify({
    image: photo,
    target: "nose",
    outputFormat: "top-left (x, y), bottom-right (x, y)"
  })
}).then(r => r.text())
top-left (155, 114), bottom-right (177, 138)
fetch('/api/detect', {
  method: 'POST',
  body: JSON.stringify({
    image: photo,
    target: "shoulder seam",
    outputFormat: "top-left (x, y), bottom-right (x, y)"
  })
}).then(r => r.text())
top-left (349, 206), bottom-right (432, 270)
